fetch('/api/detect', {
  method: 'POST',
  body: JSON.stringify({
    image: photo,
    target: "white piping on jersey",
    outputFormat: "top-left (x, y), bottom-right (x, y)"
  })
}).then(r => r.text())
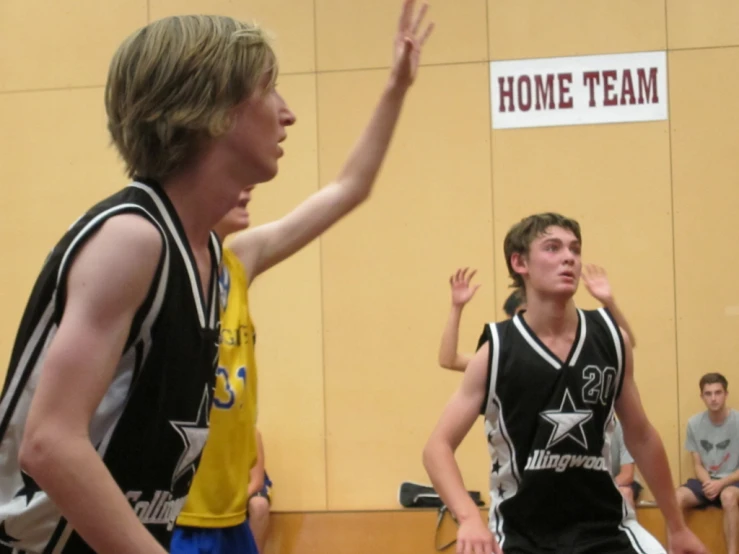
top-left (130, 182), bottom-right (219, 330)
top-left (90, 346), bottom-right (137, 454)
top-left (0, 319), bottom-right (67, 552)
top-left (0, 325), bottom-right (71, 550)
top-left (512, 316), bottom-right (561, 370)
top-left (208, 233), bottom-right (220, 327)
top-left (619, 515), bottom-right (665, 553)
top-left (484, 322), bottom-right (520, 549)
top-left (597, 308), bottom-right (624, 375)
top-left (51, 525), bottom-right (74, 554)
top-left (512, 310), bottom-right (588, 370)
top-left (485, 322), bottom-right (501, 415)
top-left (138, 234), bottom-right (170, 384)
top-left (568, 310), bottom-right (587, 366)
top-left (597, 308), bottom-right (624, 455)
top-left (598, 308), bottom-right (623, 439)
top-left (56, 203), bottom-right (150, 290)
top-left (0, 203), bottom-right (171, 552)
top-left (0, 301), bottom-right (54, 419)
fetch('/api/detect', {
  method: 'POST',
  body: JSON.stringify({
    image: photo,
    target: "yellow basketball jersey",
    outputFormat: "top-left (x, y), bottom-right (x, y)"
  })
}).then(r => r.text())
top-left (177, 248), bottom-right (258, 528)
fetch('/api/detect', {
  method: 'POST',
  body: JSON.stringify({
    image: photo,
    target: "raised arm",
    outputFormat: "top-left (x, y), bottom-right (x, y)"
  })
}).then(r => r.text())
top-left (614, 329), bottom-right (706, 554)
top-left (423, 343), bottom-right (500, 554)
top-left (438, 268), bottom-right (479, 371)
top-left (19, 214), bottom-right (168, 554)
top-left (582, 264), bottom-right (637, 347)
top-left (229, 0), bottom-right (434, 282)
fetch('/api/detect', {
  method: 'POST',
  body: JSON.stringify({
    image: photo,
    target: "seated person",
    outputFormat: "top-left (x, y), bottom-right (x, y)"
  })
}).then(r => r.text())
top-left (676, 372), bottom-right (739, 554)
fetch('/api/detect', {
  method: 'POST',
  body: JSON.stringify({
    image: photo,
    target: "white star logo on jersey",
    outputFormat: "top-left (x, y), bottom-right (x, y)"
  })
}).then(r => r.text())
top-left (540, 389), bottom-right (593, 450)
top-left (169, 386), bottom-right (211, 489)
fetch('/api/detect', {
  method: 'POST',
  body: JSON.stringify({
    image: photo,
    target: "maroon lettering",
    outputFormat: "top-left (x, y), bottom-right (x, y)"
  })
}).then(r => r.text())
top-left (498, 76), bottom-right (515, 112)
top-left (534, 74), bottom-right (555, 110)
top-left (637, 67), bottom-right (658, 104)
top-left (620, 69), bottom-right (636, 105)
top-left (518, 75), bottom-right (532, 112)
top-left (602, 70), bottom-right (618, 106)
top-left (583, 71), bottom-right (600, 107)
top-left (558, 73), bottom-right (573, 109)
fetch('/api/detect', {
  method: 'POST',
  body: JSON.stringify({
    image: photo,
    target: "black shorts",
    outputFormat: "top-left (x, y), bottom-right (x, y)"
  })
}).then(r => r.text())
top-left (682, 478), bottom-right (739, 508)
top-left (500, 519), bottom-right (664, 554)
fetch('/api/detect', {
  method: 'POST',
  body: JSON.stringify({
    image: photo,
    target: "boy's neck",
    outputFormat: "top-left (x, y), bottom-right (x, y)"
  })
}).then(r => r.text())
top-left (521, 293), bottom-right (578, 337)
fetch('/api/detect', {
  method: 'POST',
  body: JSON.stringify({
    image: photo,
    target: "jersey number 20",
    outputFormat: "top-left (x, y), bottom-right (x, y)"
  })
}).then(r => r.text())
top-left (582, 365), bottom-right (617, 406)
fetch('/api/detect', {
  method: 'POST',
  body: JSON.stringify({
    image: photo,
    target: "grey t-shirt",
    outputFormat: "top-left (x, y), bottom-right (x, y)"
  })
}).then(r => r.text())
top-left (685, 409), bottom-right (739, 479)
top-left (610, 418), bottom-right (635, 478)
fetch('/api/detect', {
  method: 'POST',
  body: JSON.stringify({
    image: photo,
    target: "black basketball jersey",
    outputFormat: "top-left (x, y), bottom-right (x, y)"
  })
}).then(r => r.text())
top-left (478, 308), bottom-right (659, 553)
top-left (0, 181), bottom-right (221, 552)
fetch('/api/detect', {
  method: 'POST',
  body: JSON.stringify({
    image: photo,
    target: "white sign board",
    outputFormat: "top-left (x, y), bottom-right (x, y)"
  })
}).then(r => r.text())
top-left (490, 51), bottom-right (668, 129)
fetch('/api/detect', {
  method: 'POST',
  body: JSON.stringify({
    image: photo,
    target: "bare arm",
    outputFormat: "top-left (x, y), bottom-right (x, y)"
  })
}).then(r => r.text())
top-left (438, 268), bottom-right (479, 372)
top-left (248, 429), bottom-right (266, 497)
top-left (603, 300), bottom-right (637, 348)
top-left (690, 451), bottom-right (712, 484)
top-left (424, 343), bottom-right (489, 522)
top-left (230, 0), bottom-right (433, 282)
top-left (582, 265), bottom-right (636, 347)
top-left (720, 467), bottom-right (739, 486)
top-left (438, 305), bottom-right (473, 371)
top-left (615, 329), bottom-right (684, 533)
top-left (614, 463), bottom-right (635, 487)
top-left (423, 344), bottom-right (499, 553)
top-left (19, 215), bottom-right (167, 554)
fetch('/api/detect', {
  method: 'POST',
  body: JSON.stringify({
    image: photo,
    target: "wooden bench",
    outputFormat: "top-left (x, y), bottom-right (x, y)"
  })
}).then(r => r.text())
top-left (637, 504), bottom-right (727, 554)
top-left (262, 506), bottom-right (728, 554)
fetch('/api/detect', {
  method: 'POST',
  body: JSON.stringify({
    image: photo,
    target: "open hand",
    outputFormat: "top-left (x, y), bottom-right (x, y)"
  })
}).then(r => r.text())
top-left (390, 0), bottom-right (434, 88)
top-left (449, 268), bottom-right (480, 307)
top-left (456, 516), bottom-right (501, 554)
top-left (582, 264), bottom-right (614, 305)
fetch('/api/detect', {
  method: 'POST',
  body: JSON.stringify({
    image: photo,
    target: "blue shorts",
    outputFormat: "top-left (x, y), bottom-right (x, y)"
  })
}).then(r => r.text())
top-left (682, 478), bottom-right (739, 508)
top-left (170, 521), bottom-right (258, 554)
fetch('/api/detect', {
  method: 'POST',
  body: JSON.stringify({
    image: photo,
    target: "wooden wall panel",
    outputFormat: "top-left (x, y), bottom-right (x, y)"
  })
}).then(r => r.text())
top-left (668, 47), bottom-right (739, 481)
top-left (0, 0), bottom-right (147, 91)
top-left (488, 0), bottom-right (666, 61)
top-left (667, 0), bottom-right (739, 50)
top-left (316, 0), bottom-right (488, 71)
top-left (318, 63), bottom-right (494, 509)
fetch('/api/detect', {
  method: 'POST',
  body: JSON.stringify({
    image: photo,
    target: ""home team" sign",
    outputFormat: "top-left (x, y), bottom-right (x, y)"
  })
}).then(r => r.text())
top-left (490, 51), bottom-right (668, 129)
